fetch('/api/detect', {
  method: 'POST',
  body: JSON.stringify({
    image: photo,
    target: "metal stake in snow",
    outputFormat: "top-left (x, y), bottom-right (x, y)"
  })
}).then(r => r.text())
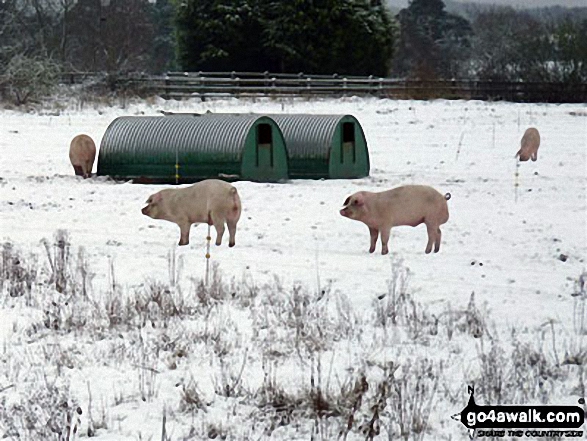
top-left (205, 224), bottom-right (211, 285)
top-left (175, 147), bottom-right (180, 185)
top-left (514, 157), bottom-right (520, 203)
top-left (455, 131), bottom-right (465, 161)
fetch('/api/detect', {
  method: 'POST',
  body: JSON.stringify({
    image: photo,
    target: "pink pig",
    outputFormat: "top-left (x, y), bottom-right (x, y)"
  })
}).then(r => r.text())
top-left (516, 127), bottom-right (540, 162)
top-left (340, 185), bottom-right (451, 255)
top-left (142, 179), bottom-right (241, 247)
top-left (69, 134), bottom-right (96, 178)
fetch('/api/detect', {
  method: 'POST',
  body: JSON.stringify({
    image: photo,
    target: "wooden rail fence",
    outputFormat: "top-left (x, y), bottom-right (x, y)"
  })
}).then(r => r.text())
top-left (61, 71), bottom-right (587, 103)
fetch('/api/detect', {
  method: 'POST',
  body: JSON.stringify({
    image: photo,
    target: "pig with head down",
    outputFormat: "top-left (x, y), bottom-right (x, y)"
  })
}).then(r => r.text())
top-left (142, 179), bottom-right (241, 247)
top-left (340, 185), bottom-right (450, 255)
top-left (69, 134), bottom-right (96, 178)
top-left (516, 127), bottom-right (540, 162)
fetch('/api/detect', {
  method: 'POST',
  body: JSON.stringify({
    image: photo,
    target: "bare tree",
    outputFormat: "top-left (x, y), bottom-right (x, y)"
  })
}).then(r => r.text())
top-left (59, 0), bottom-right (77, 65)
top-left (467, 6), bottom-right (584, 82)
top-left (0, 0), bottom-right (67, 66)
top-left (65, 0), bottom-right (156, 72)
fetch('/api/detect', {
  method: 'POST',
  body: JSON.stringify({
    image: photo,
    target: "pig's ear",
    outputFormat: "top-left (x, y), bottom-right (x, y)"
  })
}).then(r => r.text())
top-left (150, 193), bottom-right (162, 204)
top-left (342, 196), bottom-right (351, 207)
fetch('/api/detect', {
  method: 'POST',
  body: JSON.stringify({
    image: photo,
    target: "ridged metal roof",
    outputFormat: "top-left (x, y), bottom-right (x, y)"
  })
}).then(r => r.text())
top-left (269, 114), bottom-right (355, 158)
top-left (100, 114), bottom-right (269, 162)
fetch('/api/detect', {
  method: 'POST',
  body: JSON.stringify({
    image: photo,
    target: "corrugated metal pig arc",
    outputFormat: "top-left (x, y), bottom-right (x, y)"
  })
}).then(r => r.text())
top-left (97, 115), bottom-right (289, 183)
top-left (270, 114), bottom-right (340, 159)
top-left (268, 114), bottom-right (370, 179)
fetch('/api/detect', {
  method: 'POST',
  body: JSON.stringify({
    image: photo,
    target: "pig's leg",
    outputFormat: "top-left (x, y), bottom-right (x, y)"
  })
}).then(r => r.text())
top-left (531, 151), bottom-right (537, 161)
top-left (380, 227), bottom-right (391, 255)
top-left (72, 165), bottom-right (83, 176)
top-left (214, 223), bottom-right (225, 246)
top-left (425, 224), bottom-right (436, 254)
top-left (84, 161), bottom-right (93, 178)
top-left (211, 213), bottom-right (225, 246)
top-left (227, 219), bottom-right (237, 247)
top-left (368, 227), bottom-right (379, 253)
top-left (178, 222), bottom-right (191, 246)
top-left (434, 227), bottom-right (442, 253)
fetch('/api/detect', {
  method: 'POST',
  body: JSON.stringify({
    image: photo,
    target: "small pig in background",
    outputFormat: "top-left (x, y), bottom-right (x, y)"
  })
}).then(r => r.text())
top-left (516, 127), bottom-right (540, 162)
top-left (69, 134), bottom-right (96, 178)
top-left (340, 185), bottom-right (450, 255)
top-left (142, 179), bottom-right (241, 247)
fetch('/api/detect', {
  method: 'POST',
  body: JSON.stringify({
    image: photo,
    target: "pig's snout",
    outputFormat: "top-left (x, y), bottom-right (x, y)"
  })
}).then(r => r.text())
top-left (141, 206), bottom-right (149, 216)
top-left (340, 207), bottom-right (349, 217)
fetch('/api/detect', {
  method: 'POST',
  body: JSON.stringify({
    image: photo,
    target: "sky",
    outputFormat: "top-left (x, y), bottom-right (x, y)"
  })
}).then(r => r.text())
top-left (387, 0), bottom-right (586, 8)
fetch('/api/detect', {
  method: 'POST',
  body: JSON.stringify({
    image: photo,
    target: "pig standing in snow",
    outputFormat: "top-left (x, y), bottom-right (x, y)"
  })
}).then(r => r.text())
top-left (69, 134), bottom-right (96, 178)
top-left (340, 185), bottom-right (451, 255)
top-left (141, 179), bottom-right (241, 247)
top-left (515, 127), bottom-right (540, 162)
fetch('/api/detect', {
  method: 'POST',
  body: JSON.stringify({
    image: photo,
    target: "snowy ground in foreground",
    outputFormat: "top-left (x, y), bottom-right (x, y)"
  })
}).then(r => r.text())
top-left (0, 95), bottom-right (586, 440)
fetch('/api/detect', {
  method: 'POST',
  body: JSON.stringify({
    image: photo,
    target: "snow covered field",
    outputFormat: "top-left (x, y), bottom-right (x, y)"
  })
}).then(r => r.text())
top-left (1, 95), bottom-right (586, 440)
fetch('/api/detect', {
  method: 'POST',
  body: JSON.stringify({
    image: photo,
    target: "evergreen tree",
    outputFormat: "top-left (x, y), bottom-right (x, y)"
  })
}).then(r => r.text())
top-left (261, 0), bottom-right (394, 75)
top-left (173, 0), bottom-right (395, 75)
top-left (393, 0), bottom-right (472, 79)
top-left (173, 0), bottom-right (266, 72)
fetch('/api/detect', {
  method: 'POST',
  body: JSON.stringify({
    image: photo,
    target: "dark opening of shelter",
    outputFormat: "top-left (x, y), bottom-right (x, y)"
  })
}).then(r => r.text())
top-left (256, 123), bottom-right (274, 167)
top-left (342, 122), bottom-right (356, 163)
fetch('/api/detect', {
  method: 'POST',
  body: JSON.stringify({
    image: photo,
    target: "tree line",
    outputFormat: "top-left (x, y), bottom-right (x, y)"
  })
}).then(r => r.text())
top-left (1, 0), bottom-right (586, 103)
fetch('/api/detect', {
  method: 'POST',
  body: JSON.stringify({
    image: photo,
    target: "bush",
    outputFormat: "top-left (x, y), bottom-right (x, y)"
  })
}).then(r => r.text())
top-left (0, 375), bottom-right (81, 440)
top-left (0, 55), bottom-right (60, 105)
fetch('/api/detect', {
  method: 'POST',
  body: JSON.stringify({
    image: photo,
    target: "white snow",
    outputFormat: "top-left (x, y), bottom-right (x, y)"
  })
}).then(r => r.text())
top-left (0, 95), bottom-right (586, 439)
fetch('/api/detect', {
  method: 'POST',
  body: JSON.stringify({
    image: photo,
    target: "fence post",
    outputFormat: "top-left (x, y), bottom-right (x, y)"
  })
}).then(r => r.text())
top-left (264, 71), bottom-right (270, 87)
top-left (164, 75), bottom-right (170, 100)
top-left (200, 75), bottom-right (205, 96)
